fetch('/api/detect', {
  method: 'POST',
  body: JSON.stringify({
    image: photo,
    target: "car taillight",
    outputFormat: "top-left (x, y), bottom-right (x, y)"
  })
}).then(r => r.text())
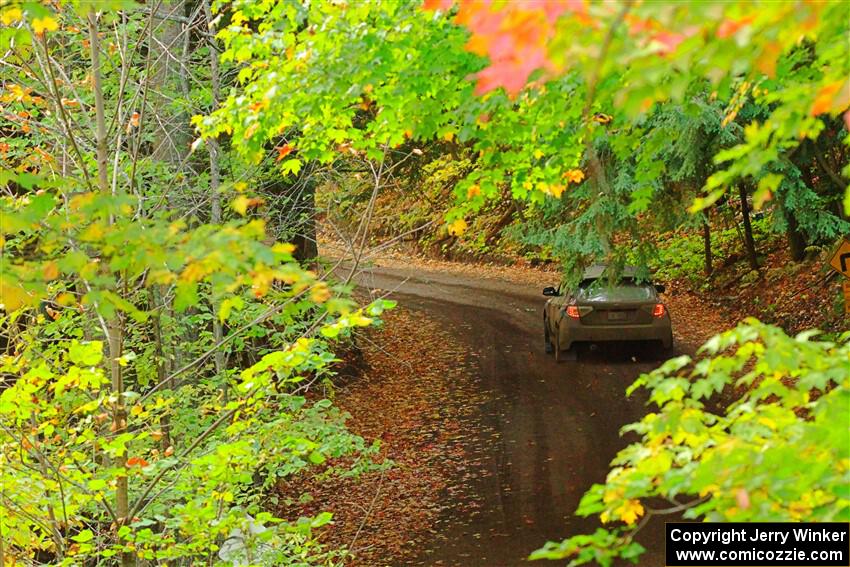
top-left (566, 305), bottom-right (580, 318)
top-left (652, 303), bottom-right (665, 318)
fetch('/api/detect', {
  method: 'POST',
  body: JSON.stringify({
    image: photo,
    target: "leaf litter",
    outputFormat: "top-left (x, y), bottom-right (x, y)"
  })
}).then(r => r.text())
top-left (275, 308), bottom-right (495, 565)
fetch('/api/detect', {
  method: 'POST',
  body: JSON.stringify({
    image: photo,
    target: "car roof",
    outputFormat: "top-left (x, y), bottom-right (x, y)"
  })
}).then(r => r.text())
top-left (582, 265), bottom-right (639, 280)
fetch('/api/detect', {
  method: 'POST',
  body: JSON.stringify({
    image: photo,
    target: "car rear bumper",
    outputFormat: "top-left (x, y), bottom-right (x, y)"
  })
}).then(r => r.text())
top-left (558, 317), bottom-right (672, 349)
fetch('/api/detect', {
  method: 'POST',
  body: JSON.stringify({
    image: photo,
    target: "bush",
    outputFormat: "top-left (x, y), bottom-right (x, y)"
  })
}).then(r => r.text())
top-left (532, 320), bottom-right (850, 565)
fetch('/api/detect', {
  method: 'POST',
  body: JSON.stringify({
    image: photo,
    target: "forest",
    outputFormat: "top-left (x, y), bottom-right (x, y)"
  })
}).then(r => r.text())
top-left (0, 0), bottom-right (848, 565)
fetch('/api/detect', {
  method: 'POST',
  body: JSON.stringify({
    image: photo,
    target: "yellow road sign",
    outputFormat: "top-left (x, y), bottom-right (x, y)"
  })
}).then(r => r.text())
top-left (829, 239), bottom-right (850, 279)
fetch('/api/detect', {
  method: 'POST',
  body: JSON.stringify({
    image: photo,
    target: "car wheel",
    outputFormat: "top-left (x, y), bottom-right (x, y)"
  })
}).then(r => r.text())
top-left (544, 317), bottom-right (553, 354)
top-left (657, 335), bottom-right (674, 360)
top-left (553, 330), bottom-right (577, 363)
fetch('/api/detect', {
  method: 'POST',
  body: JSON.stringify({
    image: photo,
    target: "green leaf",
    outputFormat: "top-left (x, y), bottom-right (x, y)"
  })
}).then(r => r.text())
top-left (310, 511), bottom-right (333, 528)
top-left (68, 340), bottom-right (103, 366)
top-left (280, 158), bottom-right (302, 176)
top-left (71, 529), bottom-right (94, 543)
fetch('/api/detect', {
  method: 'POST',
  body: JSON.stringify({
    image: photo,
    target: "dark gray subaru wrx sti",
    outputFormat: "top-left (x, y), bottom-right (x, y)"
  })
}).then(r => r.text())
top-left (542, 265), bottom-right (673, 361)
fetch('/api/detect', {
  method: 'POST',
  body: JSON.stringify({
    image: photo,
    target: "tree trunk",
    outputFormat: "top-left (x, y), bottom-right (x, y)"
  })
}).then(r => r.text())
top-left (147, 0), bottom-right (190, 373)
top-left (149, 287), bottom-right (173, 449)
top-left (88, 12), bottom-right (133, 567)
top-left (149, 1), bottom-right (191, 165)
top-left (203, 0), bottom-right (226, 378)
top-left (785, 212), bottom-right (807, 262)
top-left (702, 210), bottom-right (713, 277)
top-left (783, 163), bottom-right (817, 262)
top-left (738, 184), bottom-right (759, 270)
top-left (293, 178), bottom-right (319, 265)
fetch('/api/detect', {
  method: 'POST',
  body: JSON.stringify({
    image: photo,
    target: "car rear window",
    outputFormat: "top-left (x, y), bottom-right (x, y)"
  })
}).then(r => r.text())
top-left (576, 278), bottom-right (656, 302)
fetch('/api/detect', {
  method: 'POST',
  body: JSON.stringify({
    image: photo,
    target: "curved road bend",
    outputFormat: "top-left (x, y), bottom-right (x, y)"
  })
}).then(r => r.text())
top-left (352, 264), bottom-right (669, 567)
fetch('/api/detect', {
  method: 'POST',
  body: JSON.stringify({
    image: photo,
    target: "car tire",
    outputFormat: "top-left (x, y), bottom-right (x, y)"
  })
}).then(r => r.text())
top-left (553, 332), bottom-right (577, 362)
top-left (658, 335), bottom-right (675, 360)
top-left (560, 344), bottom-right (577, 362)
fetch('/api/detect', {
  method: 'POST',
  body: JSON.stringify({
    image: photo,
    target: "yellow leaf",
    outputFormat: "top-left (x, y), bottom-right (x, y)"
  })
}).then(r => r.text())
top-left (349, 313), bottom-right (373, 327)
top-left (533, 149), bottom-right (544, 159)
top-left (80, 223), bottom-right (105, 241)
top-left (538, 182), bottom-right (565, 198)
top-left (43, 261), bottom-right (59, 281)
top-left (130, 405), bottom-right (143, 416)
top-left (272, 243), bottom-right (296, 255)
top-left (243, 122), bottom-right (259, 139)
top-left (309, 283), bottom-right (331, 303)
top-left (617, 499), bottom-right (644, 525)
top-left (603, 486), bottom-right (624, 504)
top-left (447, 218), bottom-right (467, 236)
top-left (443, 131), bottom-right (455, 142)
top-left (32, 15), bottom-right (59, 35)
top-left (232, 195), bottom-right (250, 216)
top-left (251, 267), bottom-right (275, 298)
top-left (1, 7), bottom-right (22, 25)
top-left (180, 261), bottom-right (207, 282)
top-left (466, 184), bottom-right (481, 198)
top-left (69, 191), bottom-right (96, 211)
top-left (56, 292), bottom-right (75, 306)
top-left (563, 169), bottom-right (585, 184)
top-left (0, 280), bottom-right (32, 311)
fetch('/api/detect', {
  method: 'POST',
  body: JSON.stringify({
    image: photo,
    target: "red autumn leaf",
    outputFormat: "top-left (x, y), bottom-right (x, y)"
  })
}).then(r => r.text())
top-left (276, 144), bottom-right (294, 161)
top-left (541, 0), bottom-right (583, 22)
top-left (651, 29), bottom-right (692, 55)
top-left (422, 0), bottom-right (453, 11)
top-left (126, 456), bottom-right (149, 468)
top-left (452, 0), bottom-right (587, 96)
top-left (811, 82), bottom-right (843, 116)
top-left (735, 488), bottom-right (751, 510)
top-left (716, 15), bottom-right (755, 39)
top-left (625, 14), bottom-right (658, 35)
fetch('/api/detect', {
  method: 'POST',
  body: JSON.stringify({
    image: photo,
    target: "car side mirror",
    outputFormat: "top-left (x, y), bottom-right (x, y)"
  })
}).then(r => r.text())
top-left (542, 286), bottom-right (558, 297)
top-left (655, 284), bottom-right (666, 294)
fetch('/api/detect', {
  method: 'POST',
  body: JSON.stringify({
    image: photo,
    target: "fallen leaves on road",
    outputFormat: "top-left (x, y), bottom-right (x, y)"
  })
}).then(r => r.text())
top-left (276, 308), bottom-right (492, 565)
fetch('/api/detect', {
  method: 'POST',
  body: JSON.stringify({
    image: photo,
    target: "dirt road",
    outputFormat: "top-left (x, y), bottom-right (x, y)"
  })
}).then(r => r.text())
top-left (350, 263), bottom-right (669, 566)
